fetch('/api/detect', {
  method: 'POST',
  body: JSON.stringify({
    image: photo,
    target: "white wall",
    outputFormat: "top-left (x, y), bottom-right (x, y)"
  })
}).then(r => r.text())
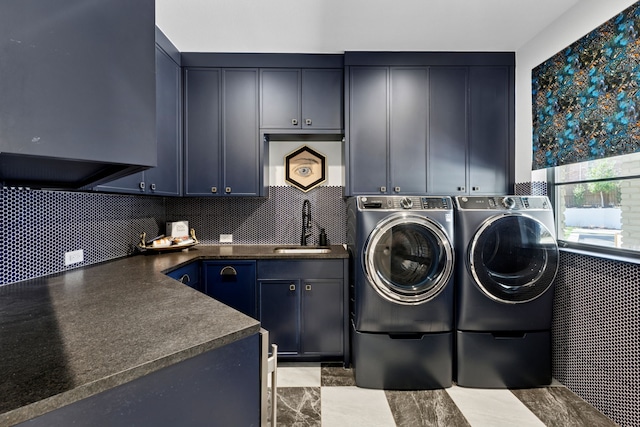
top-left (514, 0), bottom-right (638, 183)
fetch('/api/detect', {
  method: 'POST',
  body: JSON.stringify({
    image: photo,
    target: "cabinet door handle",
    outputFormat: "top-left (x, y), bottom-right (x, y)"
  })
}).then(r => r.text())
top-left (393, 186), bottom-right (400, 193)
top-left (139, 182), bottom-right (145, 190)
top-left (291, 118), bottom-right (298, 126)
top-left (305, 284), bottom-right (312, 291)
top-left (150, 183), bottom-right (156, 191)
top-left (211, 186), bottom-right (218, 193)
top-left (179, 274), bottom-right (191, 284)
top-left (380, 186), bottom-right (387, 193)
top-left (220, 266), bottom-right (237, 276)
top-left (305, 118), bottom-right (312, 126)
top-left (472, 186), bottom-right (480, 191)
top-left (289, 283), bottom-right (296, 291)
top-left (457, 186), bottom-right (465, 192)
top-left (225, 187), bottom-right (232, 194)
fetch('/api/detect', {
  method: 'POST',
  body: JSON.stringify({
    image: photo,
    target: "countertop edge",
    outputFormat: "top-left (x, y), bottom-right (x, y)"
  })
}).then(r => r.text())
top-left (1, 326), bottom-right (261, 426)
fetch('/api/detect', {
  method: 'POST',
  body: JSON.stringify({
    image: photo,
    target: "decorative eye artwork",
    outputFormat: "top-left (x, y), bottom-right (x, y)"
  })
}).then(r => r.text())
top-left (285, 145), bottom-right (327, 192)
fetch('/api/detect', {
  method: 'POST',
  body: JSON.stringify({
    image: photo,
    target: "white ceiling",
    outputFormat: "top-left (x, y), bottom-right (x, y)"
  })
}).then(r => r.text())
top-left (156, 0), bottom-right (580, 53)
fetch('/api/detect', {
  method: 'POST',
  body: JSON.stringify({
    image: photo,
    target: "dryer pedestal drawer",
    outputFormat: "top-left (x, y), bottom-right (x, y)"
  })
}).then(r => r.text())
top-left (455, 330), bottom-right (551, 388)
top-left (351, 322), bottom-right (452, 390)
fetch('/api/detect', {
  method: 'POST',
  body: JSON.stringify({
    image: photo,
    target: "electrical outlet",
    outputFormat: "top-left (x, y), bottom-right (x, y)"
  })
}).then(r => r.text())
top-left (220, 234), bottom-right (233, 243)
top-left (64, 249), bottom-right (84, 266)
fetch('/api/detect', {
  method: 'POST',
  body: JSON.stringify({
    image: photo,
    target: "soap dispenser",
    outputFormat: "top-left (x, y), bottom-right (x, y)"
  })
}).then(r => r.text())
top-left (319, 228), bottom-right (328, 246)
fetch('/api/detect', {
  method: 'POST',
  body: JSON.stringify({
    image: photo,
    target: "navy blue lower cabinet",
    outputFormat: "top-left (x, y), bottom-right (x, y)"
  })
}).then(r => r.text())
top-left (18, 334), bottom-right (261, 427)
top-left (257, 260), bottom-right (346, 362)
top-left (166, 261), bottom-right (202, 292)
top-left (259, 280), bottom-right (300, 353)
top-left (203, 261), bottom-right (257, 318)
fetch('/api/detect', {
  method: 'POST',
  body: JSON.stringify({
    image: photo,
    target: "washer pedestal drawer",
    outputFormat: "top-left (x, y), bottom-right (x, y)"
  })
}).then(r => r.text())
top-left (351, 322), bottom-right (452, 390)
top-left (455, 330), bottom-right (551, 388)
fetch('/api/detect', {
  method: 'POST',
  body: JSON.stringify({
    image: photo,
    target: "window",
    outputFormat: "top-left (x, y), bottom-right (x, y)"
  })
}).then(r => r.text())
top-left (548, 152), bottom-right (640, 255)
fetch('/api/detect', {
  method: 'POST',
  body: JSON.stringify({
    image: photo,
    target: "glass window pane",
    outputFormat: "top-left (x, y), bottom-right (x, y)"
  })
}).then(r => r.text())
top-left (555, 175), bottom-right (640, 252)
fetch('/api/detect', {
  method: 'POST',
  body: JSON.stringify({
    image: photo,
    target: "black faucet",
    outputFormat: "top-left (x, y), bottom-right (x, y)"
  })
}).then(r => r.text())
top-left (301, 199), bottom-right (312, 246)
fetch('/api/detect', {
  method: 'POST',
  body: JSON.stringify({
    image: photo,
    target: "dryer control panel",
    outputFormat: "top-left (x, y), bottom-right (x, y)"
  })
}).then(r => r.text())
top-left (358, 196), bottom-right (452, 210)
top-left (455, 196), bottom-right (551, 211)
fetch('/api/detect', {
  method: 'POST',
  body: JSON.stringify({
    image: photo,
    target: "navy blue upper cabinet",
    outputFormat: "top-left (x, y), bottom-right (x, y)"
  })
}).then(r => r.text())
top-left (344, 52), bottom-right (514, 197)
top-left (184, 68), bottom-right (262, 197)
top-left (347, 66), bottom-right (429, 195)
top-left (96, 34), bottom-right (182, 196)
top-left (428, 67), bottom-right (468, 195)
top-left (467, 66), bottom-right (512, 195)
top-left (348, 67), bottom-right (389, 194)
top-left (429, 66), bottom-right (512, 195)
top-left (184, 68), bottom-right (221, 196)
top-left (0, 0), bottom-right (156, 189)
top-left (260, 68), bottom-right (343, 131)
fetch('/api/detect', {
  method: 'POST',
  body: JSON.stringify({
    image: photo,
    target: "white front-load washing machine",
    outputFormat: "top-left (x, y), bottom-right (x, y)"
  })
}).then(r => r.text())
top-left (453, 195), bottom-right (559, 388)
top-left (347, 195), bottom-right (455, 389)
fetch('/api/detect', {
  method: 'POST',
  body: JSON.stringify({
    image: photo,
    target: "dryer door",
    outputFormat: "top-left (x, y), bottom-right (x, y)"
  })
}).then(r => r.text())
top-left (469, 213), bottom-right (559, 303)
top-left (363, 214), bottom-right (454, 305)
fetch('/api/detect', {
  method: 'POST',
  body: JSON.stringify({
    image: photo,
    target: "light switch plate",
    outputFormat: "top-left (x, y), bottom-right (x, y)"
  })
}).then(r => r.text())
top-left (220, 234), bottom-right (233, 243)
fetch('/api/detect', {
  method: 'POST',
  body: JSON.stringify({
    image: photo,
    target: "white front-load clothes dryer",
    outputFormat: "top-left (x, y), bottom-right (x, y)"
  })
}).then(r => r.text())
top-left (347, 195), bottom-right (455, 389)
top-left (453, 195), bottom-right (559, 388)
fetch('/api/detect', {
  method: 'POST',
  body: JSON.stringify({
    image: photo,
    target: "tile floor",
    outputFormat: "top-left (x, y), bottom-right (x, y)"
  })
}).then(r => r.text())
top-left (269, 362), bottom-right (616, 427)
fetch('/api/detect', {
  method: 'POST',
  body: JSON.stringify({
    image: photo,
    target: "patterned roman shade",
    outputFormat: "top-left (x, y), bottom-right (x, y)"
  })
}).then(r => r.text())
top-left (532, 2), bottom-right (640, 169)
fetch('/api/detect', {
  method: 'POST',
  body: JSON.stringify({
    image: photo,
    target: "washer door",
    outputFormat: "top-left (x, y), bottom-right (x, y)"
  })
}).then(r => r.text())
top-left (469, 213), bottom-right (559, 303)
top-left (363, 213), bottom-right (454, 305)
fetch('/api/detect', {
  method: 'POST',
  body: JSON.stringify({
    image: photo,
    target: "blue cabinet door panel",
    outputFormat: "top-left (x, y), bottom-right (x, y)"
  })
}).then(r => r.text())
top-left (259, 280), bottom-right (300, 354)
top-left (184, 68), bottom-right (221, 196)
top-left (203, 261), bottom-right (257, 318)
top-left (349, 67), bottom-right (389, 194)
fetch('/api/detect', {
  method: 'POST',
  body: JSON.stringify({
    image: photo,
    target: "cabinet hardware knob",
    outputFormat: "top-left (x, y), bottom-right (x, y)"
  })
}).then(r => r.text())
top-left (380, 186), bottom-right (387, 193)
top-left (289, 284), bottom-right (296, 291)
top-left (150, 183), bottom-right (156, 191)
top-left (179, 274), bottom-right (191, 284)
top-left (220, 266), bottom-right (237, 276)
top-left (394, 186), bottom-right (401, 193)
top-left (472, 186), bottom-right (479, 191)
top-left (305, 284), bottom-right (312, 291)
top-left (139, 182), bottom-right (145, 190)
top-left (305, 118), bottom-right (312, 126)
top-left (211, 186), bottom-right (218, 193)
top-left (291, 118), bottom-right (298, 126)
top-left (457, 186), bottom-right (465, 191)
top-left (225, 187), bottom-right (231, 193)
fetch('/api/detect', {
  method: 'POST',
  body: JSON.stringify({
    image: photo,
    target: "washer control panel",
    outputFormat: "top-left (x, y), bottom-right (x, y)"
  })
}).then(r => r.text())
top-left (455, 196), bottom-right (551, 211)
top-left (358, 196), bottom-right (452, 210)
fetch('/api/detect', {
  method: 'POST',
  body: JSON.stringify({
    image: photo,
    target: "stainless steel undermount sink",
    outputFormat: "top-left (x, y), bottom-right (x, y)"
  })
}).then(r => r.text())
top-left (274, 247), bottom-right (332, 254)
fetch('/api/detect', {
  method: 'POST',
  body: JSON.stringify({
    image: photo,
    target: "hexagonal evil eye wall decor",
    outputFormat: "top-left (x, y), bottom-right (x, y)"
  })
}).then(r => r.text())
top-left (285, 145), bottom-right (326, 192)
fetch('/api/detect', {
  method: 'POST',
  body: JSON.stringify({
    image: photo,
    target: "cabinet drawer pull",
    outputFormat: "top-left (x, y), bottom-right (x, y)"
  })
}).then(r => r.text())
top-left (457, 186), bottom-right (465, 192)
top-left (305, 284), bottom-right (312, 291)
top-left (472, 186), bottom-right (480, 191)
top-left (289, 283), bottom-right (296, 291)
top-left (291, 118), bottom-right (298, 126)
top-left (225, 187), bottom-right (232, 193)
top-left (179, 274), bottom-right (191, 284)
top-left (211, 186), bottom-right (218, 193)
top-left (220, 266), bottom-right (237, 276)
top-left (393, 186), bottom-right (400, 193)
top-left (150, 183), bottom-right (156, 191)
top-left (305, 118), bottom-right (312, 126)
top-left (380, 186), bottom-right (387, 193)
top-left (139, 181), bottom-right (145, 190)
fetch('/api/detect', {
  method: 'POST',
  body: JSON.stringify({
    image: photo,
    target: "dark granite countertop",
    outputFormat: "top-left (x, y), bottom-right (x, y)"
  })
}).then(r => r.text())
top-left (0, 244), bottom-right (348, 426)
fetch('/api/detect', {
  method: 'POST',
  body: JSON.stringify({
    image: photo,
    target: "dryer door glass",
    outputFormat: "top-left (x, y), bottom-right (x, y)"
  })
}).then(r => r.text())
top-left (364, 214), bottom-right (454, 304)
top-left (469, 214), bottom-right (559, 303)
